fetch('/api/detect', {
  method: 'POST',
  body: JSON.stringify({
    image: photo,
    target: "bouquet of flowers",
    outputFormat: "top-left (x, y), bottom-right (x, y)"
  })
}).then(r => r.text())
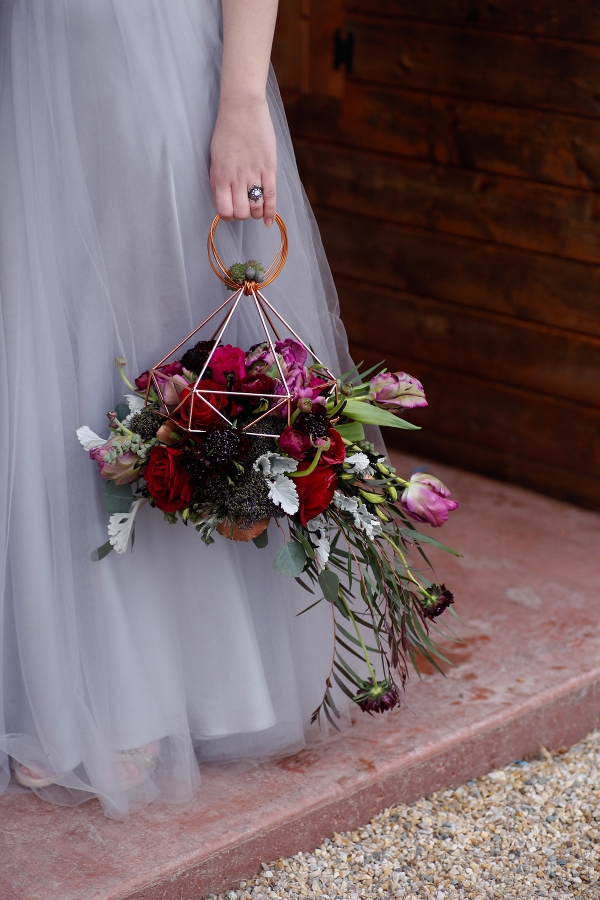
top-left (77, 216), bottom-right (459, 722)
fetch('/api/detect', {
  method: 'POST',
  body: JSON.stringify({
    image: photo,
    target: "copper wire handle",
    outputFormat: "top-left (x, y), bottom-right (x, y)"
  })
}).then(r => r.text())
top-left (207, 214), bottom-right (288, 293)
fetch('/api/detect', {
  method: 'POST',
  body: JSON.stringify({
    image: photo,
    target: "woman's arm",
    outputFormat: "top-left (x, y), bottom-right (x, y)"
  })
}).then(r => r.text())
top-left (210, 0), bottom-right (279, 226)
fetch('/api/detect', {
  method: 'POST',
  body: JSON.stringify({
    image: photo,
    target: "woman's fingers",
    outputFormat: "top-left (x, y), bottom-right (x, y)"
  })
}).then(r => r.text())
top-left (232, 182), bottom-right (251, 220)
top-left (214, 182), bottom-right (234, 221)
top-left (262, 173), bottom-right (276, 227)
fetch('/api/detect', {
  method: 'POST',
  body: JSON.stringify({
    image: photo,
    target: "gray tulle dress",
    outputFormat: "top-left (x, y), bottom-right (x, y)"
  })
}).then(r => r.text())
top-left (0, 0), bottom-right (353, 818)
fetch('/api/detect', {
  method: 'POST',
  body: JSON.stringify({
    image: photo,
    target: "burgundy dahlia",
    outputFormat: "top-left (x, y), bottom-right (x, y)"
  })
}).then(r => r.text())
top-left (181, 340), bottom-right (217, 376)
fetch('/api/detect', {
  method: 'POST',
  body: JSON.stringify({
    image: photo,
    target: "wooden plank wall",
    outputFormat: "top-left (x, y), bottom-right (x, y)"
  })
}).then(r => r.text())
top-left (280, 0), bottom-right (600, 510)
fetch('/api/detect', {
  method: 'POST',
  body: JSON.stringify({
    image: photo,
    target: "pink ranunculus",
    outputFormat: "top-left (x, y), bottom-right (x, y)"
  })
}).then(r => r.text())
top-left (278, 425), bottom-right (312, 460)
top-left (209, 345), bottom-right (247, 386)
top-left (135, 361), bottom-right (183, 393)
top-left (274, 338), bottom-right (307, 372)
top-left (90, 438), bottom-right (141, 484)
top-left (368, 371), bottom-right (427, 412)
top-left (400, 473), bottom-right (458, 527)
top-left (162, 374), bottom-right (190, 408)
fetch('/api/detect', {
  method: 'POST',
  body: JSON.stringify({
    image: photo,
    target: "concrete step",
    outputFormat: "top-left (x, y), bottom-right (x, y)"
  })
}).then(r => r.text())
top-left (2, 452), bottom-right (600, 900)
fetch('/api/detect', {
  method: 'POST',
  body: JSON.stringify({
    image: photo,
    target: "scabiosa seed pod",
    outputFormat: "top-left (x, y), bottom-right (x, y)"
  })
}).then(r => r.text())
top-left (129, 407), bottom-right (164, 442)
top-left (181, 340), bottom-right (218, 376)
top-left (353, 678), bottom-right (401, 714)
top-left (420, 584), bottom-right (454, 619)
top-left (295, 407), bottom-right (331, 441)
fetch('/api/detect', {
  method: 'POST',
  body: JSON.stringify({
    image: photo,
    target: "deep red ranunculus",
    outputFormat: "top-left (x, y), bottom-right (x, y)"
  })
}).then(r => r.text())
top-left (233, 373), bottom-right (275, 396)
top-left (319, 429), bottom-right (346, 466)
top-left (173, 380), bottom-right (229, 430)
top-left (145, 446), bottom-right (193, 512)
top-left (278, 425), bottom-right (312, 460)
top-left (294, 464), bottom-right (338, 526)
top-left (209, 345), bottom-right (246, 386)
top-left (135, 361), bottom-right (183, 392)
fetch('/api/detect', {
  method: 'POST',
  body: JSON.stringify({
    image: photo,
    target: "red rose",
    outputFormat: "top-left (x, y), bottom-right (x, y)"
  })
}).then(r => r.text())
top-left (294, 464), bottom-right (338, 526)
top-left (319, 429), bottom-right (346, 466)
top-left (145, 446), bottom-right (193, 513)
top-left (135, 361), bottom-right (183, 392)
top-left (174, 379), bottom-right (229, 430)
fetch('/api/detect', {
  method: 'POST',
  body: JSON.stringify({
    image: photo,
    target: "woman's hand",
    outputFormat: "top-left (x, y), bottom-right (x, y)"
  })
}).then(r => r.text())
top-left (210, 0), bottom-right (279, 226)
top-left (209, 96), bottom-right (277, 226)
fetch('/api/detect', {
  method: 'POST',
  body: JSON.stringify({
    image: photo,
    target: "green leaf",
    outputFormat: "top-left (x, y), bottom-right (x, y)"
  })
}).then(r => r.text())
top-left (252, 529), bottom-right (269, 549)
top-left (273, 541), bottom-right (307, 577)
top-left (90, 541), bottom-right (113, 562)
top-left (103, 481), bottom-right (134, 513)
top-left (400, 529), bottom-right (461, 556)
top-left (116, 402), bottom-right (130, 422)
top-left (290, 528), bottom-right (315, 560)
top-left (341, 398), bottom-right (420, 430)
top-left (335, 422), bottom-right (365, 442)
top-left (319, 568), bottom-right (340, 604)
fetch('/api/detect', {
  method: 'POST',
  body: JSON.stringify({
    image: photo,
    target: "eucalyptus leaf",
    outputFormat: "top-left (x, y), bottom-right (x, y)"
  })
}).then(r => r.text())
top-left (252, 529), bottom-right (269, 549)
top-left (90, 541), bottom-right (113, 562)
top-left (342, 398), bottom-right (420, 430)
top-left (103, 481), bottom-right (134, 513)
top-left (319, 568), bottom-right (340, 604)
top-left (273, 540), bottom-right (306, 578)
top-left (116, 402), bottom-right (130, 422)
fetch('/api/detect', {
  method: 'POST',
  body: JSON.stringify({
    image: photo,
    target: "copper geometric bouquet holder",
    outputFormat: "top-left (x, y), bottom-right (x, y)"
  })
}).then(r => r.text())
top-left (143, 214), bottom-right (338, 436)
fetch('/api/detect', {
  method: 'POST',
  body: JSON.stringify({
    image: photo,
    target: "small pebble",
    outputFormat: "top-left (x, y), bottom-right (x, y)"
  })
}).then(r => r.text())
top-left (214, 729), bottom-right (600, 899)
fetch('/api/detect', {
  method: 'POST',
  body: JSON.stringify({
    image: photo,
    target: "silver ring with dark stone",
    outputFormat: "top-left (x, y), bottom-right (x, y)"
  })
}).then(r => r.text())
top-left (248, 184), bottom-right (264, 203)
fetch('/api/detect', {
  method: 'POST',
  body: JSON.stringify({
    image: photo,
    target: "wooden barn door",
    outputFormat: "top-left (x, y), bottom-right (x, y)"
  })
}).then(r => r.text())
top-left (272, 0), bottom-right (347, 98)
top-left (273, 0), bottom-right (600, 512)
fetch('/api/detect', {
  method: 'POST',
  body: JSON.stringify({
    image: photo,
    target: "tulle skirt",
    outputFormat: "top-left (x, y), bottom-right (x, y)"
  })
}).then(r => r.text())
top-left (0, 0), bottom-right (352, 818)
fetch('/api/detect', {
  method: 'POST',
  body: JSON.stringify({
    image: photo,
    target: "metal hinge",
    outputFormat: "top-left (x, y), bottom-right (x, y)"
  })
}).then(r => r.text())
top-left (334, 29), bottom-right (355, 74)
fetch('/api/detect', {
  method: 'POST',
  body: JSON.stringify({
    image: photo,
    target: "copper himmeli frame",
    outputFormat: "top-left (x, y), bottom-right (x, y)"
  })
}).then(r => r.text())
top-left (144, 215), bottom-right (338, 437)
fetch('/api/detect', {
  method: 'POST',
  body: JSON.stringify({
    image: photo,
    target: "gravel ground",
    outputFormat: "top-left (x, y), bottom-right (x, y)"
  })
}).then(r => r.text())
top-left (211, 729), bottom-right (600, 900)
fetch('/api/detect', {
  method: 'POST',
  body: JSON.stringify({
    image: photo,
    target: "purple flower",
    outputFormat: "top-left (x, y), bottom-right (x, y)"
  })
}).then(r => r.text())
top-left (400, 472), bottom-right (458, 527)
top-left (368, 371), bottom-right (427, 412)
top-left (420, 584), bottom-right (454, 619)
top-left (274, 338), bottom-right (308, 371)
top-left (354, 678), bottom-right (401, 714)
top-left (90, 437), bottom-right (141, 484)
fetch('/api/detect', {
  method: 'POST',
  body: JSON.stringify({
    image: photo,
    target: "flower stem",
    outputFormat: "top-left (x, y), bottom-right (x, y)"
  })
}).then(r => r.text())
top-left (340, 594), bottom-right (377, 683)
top-left (117, 363), bottom-right (136, 392)
top-left (288, 446), bottom-right (323, 478)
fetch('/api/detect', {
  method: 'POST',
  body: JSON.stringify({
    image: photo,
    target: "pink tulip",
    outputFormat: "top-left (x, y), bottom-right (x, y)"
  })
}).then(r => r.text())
top-left (368, 371), bottom-right (427, 412)
top-left (161, 374), bottom-right (189, 407)
top-left (90, 438), bottom-right (141, 484)
top-left (135, 361), bottom-right (183, 393)
top-left (400, 473), bottom-right (458, 527)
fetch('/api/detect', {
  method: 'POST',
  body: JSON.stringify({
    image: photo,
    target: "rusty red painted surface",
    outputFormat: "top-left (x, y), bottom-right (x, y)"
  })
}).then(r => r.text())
top-left (2, 452), bottom-right (599, 900)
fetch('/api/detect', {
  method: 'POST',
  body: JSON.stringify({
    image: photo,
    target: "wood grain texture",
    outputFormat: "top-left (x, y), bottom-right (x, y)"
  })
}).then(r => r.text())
top-left (347, 16), bottom-right (600, 117)
top-left (346, 1), bottom-right (600, 44)
top-left (296, 141), bottom-right (600, 264)
top-left (314, 208), bottom-right (600, 339)
top-left (338, 279), bottom-right (600, 409)
top-left (350, 344), bottom-right (600, 484)
top-left (386, 425), bottom-right (600, 512)
top-left (283, 84), bottom-right (600, 191)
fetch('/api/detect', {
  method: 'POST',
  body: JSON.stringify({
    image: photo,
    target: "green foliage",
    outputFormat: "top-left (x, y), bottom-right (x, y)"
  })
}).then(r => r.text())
top-left (103, 481), bottom-right (134, 513)
top-left (273, 540), bottom-right (307, 577)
